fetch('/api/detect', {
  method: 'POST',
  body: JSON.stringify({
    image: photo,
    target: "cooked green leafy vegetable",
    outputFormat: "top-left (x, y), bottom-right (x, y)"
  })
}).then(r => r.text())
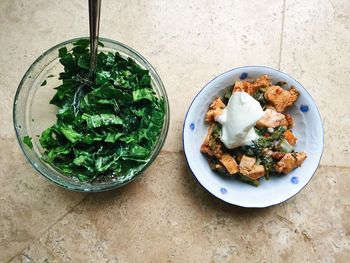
top-left (237, 173), bottom-right (260, 187)
top-left (240, 126), bottom-right (285, 157)
top-left (240, 126), bottom-right (286, 179)
top-left (223, 88), bottom-right (233, 104)
top-left (275, 81), bottom-right (287, 87)
top-left (39, 39), bottom-right (165, 182)
top-left (23, 136), bottom-right (33, 149)
top-left (252, 89), bottom-right (266, 109)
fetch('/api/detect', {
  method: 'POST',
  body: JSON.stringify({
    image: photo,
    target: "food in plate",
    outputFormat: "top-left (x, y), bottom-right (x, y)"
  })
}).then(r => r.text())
top-left (200, 75), bottom-right (307, 186)
top-left (25, 39), bottom-right (165, 182)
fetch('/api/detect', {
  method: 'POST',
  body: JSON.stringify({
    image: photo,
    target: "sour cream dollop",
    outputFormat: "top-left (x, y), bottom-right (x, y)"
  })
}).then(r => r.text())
top-left (215, 92), bottom-right (264, 149)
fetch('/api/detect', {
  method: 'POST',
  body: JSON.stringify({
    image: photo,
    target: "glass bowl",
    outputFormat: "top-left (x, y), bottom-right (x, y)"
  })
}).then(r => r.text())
top-left (13, 37), bottom-right (170, 192)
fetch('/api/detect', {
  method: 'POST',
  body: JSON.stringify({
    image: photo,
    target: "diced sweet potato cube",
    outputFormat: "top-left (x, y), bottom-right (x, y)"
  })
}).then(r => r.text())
top-left (247, 165), bottom-right (265, 180)
top-left (275, 152), bottom-right (307, 174)
top-left (200, 124), bottom-right (222, 158)
top-left (233, 81), bottom-right (258, 95)
top-left (283, 130), bottom-right (297, 146)
top-left (205, 108), bottom-right (224, 122)
top-left (201, 123), bottom-right (214, 147)
top-left (210, 97), bottom-right (226, 109)
top-left (239, 155), bottom-right (256, 176)
top-left (264, 85), bottom-right (299, 112)
top-left (256, 108), bottom-right (288, 128)
top-left (252, 75), bottom-right (271, 89)
top-left (219, 153), bottom-right (239, 175)
top-left (233, 75), bottom-right (272, 95)
top-left (205, 98), bottom-right (225, 122)
top-left (239, 155), bottom-right (256, 169)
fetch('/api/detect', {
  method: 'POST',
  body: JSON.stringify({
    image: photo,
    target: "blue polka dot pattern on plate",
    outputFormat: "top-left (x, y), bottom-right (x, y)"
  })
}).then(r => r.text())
top-left (239, 72), bottom-right (248, 80)
top-left (300, 104), bottom-right (309, 112)
top-left (220, 187), bottom-right (227, 194)
top-left (291, 176), bottom-right (299, 184)
top-left (189, 123), bottom-right (195, 130)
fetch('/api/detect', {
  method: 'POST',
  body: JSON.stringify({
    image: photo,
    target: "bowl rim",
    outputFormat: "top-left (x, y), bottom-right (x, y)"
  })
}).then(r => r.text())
top-left (182, 65), bottom-right (324, 208)
top-left (13, 37), bottom-right (170, 192)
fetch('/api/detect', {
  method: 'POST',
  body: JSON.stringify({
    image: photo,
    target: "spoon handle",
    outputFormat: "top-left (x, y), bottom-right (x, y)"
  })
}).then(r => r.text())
top-left (88, 0), bottom-right (101, 77)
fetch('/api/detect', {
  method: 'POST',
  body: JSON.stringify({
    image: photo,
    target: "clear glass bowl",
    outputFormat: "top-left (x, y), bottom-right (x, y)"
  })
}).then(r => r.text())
top-left (13, 37), bottom-right (170, 192)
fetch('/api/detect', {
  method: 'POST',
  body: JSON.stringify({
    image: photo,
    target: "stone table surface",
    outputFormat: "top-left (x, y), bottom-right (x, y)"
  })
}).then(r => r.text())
top-left (0, 0), bottom-right (349, 262)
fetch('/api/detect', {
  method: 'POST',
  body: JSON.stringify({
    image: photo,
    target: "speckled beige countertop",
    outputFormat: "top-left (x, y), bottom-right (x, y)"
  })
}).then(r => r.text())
top-left (0, 0), bottom-right (349, 262)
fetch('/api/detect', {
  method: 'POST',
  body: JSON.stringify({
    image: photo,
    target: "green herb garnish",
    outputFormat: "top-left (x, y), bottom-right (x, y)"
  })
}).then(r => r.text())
top-left (39, 39), bottom-right (165, 182)
top-left (23, 136), bottom-right (33, 149)
top-left (252, 89), bottom-right (266, 109)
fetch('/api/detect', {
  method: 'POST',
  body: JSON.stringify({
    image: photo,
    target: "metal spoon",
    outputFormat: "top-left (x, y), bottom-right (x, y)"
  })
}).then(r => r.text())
top-left (88, 0), bottom-right (101, 80)
top-left (73, 0), bottom-right (101, 114)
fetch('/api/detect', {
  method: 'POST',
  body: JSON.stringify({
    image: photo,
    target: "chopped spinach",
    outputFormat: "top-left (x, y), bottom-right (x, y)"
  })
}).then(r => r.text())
top-left (39, 39), bottom-right (165, 182)
top-left (23, 136), bottom-right (33, 149)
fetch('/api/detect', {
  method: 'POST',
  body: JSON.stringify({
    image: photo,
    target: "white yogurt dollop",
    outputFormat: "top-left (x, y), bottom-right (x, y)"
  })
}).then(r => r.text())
top-left (215, 92), bottom-right (264, 149)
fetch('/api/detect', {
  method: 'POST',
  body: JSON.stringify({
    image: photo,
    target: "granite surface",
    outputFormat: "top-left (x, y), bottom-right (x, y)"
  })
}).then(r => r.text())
top-left (0, 0), bottom-right (349, 262)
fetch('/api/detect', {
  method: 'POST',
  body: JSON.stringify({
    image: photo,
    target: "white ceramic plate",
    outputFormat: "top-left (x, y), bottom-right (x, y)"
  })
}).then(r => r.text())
top-left (183, 66), bottom-right (323, 208)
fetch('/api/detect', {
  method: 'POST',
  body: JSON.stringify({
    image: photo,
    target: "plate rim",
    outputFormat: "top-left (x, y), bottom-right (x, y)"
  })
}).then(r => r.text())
top-left (182, 65), bottom-right (324, 208)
